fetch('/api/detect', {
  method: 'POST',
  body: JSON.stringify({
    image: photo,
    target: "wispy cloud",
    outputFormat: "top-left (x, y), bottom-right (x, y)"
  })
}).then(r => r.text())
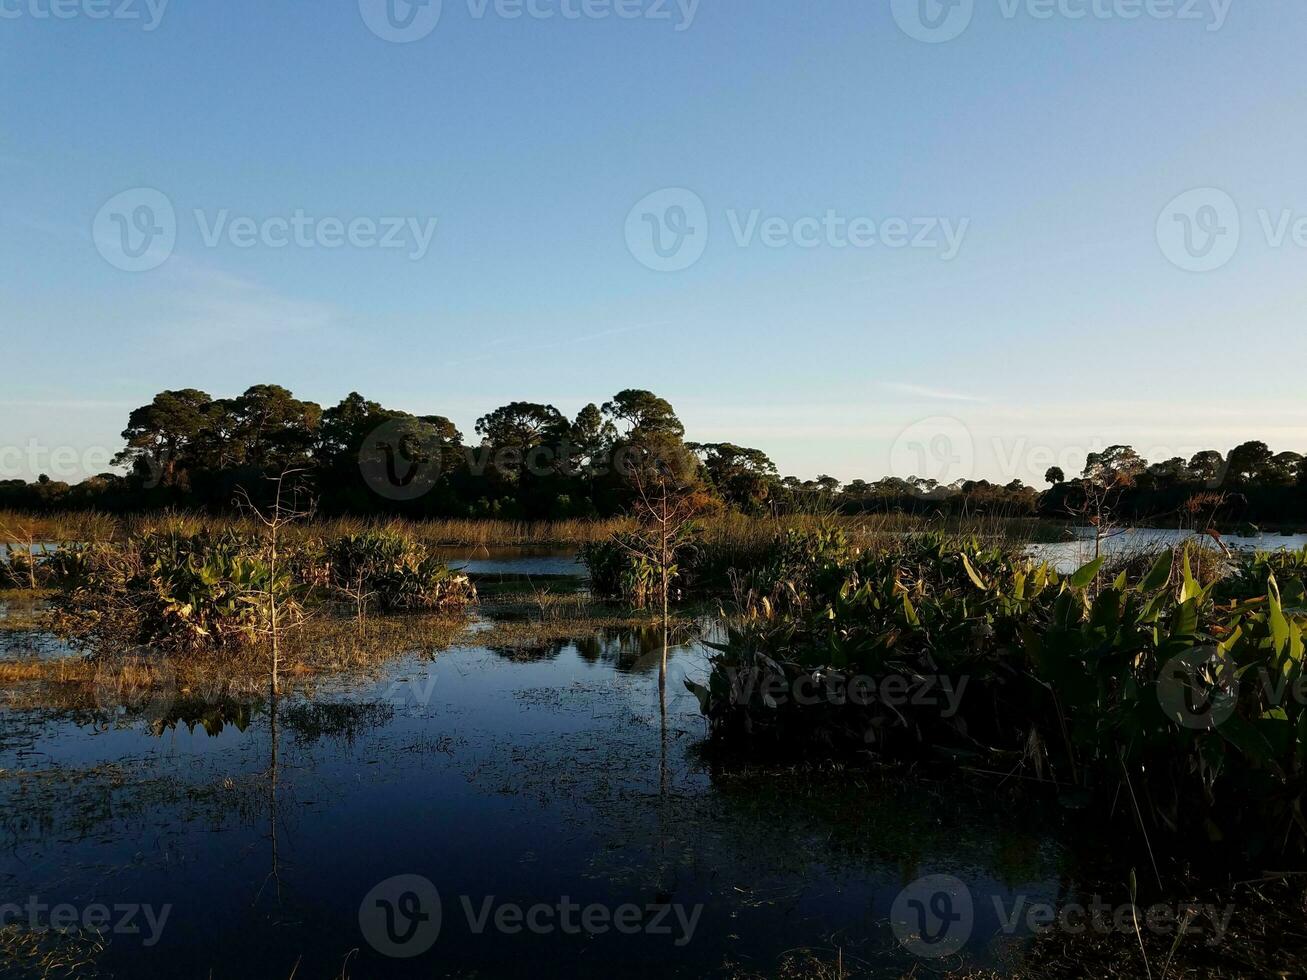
top-left (0, 399), bottom-right (135, 410)
top-left (443, 317), bottom-right (679, 367)
top-left (160, 259), bottom-right (338, 337)
top-left (882, 382), bottom-right (984, 403)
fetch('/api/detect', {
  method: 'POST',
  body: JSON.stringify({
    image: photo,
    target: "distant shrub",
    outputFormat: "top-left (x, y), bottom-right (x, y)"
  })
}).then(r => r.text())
top-left (579, 536), bottom-right (662, 609)
top-left (325, 530), bottom-right (475, 614)
top-left (582, 525), bottom-right (853, 611)
top-left (50, 531), bottom-right (296, 653)
top-left (0, 543), bottom-right (52, 589)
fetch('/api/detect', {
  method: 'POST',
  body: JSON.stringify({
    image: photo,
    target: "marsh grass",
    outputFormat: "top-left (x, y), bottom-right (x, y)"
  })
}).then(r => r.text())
top-left (718, 871), bottom-right (1307, 979)
top-left (0, 509), bottom-right (119, 544)
top-left (0, 611), bottom-right (469, 712)
top-left (0, 508), bottom-right (1060, 550)
top-left (725, 948), bottom-right (863, 979)
top-left (0, 509), bottom-right (634, 548)
top-left (1100, 537), bottom-right (1231, 587)
top-left (0, 589), bottom-right (54, 633)
top-left (696, 510), bottom-right (1051, 552)
top-left (519, 587), bottom-right (601, 618)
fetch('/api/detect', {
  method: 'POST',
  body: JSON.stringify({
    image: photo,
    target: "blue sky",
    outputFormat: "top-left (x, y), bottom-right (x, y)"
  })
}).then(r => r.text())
top-left (3, 0), bottom-right (1305, 486)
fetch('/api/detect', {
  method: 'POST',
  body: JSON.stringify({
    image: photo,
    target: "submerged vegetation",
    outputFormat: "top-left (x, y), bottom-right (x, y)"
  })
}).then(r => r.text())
top-left (0, 611), bottom-right (468, 715)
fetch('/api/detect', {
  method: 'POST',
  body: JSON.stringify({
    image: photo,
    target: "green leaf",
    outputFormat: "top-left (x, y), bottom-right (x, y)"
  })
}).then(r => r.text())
top-left (1268, 583), bottom-right (1290, 658)
top-left (960, 552), bottom-right (989, 591)
top-left (1219, 716), bottom-right (1283, 773)
top-left (1139, 549), bottom-right (1173, 593)
top-left (1180, 549), bottom-right (1203, 604)
top-left (1069, 557), bottom-right (1105, 590)
top-left (1171, 597), bottom-right (1200, 640)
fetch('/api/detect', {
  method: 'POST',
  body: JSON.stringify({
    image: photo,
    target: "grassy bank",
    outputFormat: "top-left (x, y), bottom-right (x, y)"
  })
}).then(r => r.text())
top-left (0, 508), bottom-right (1073, 551)
top-left (0, 611), bottom-right (469, 713)
top-left (0, 509), bottom-right (632, 548)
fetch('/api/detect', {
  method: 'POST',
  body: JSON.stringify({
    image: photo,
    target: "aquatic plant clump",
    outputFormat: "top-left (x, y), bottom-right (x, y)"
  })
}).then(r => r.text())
top-left (49, 531), bottom-right (299, 653)
top-left (579, 536), bottom-right (663, 609)
top-left (581, 526), bottom-right (854, 609)
top-left (0, 543), bottom-right (58, 591)
top-left (45, 527), bottom-right (477, 654)
top-left (324, 530), bottom-right (476, 613)
top-left (689, 536), bottom-right (1307, 857)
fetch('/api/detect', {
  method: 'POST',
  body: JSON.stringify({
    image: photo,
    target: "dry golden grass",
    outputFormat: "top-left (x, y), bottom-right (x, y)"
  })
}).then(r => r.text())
top-left (0, 509), bottom-right (120, 543)
top-left (1, 508), bottom-right (1054, 551)
top-left (0, 509), bottom-right (633, 547)
top-left (0, 589), bottom-right (54, 633)
top-left (0, 610), bottom-right (470, 711)
top-left (0, 659), bottom-right (86, 683)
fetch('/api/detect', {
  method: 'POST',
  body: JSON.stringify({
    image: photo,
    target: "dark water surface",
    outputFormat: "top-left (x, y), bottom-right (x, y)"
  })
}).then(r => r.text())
top-left (432, 545), bottom-right (585, 580)
top-left (1, 575), bottom-right (1079, 978)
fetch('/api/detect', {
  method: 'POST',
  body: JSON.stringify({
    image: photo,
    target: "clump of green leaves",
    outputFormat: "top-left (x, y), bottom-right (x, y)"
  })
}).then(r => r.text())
top-left (579, 536), bottom-right (665, 609)
top-left (581, 525), bottom-right (852, 610)
top-left (690, 537), bottom-right (1307, 858)
top-left (50, 530), bottom-right (297, 653)
top-left (325, 530), bottom-right (475, 614)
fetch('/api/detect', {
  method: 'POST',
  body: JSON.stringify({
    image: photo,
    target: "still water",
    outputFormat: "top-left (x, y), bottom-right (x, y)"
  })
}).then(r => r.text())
top-left (1, 605), bottom-right (1074, 977)
top-left (1027, 527), bottom-right (1307, 572)
top-left (438, 545), bottom-right (584, 579)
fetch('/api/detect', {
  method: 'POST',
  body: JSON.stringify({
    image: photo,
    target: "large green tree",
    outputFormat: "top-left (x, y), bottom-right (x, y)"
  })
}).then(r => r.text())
top-left (601, 389), bottom-right (684, 441)
top-left (113, 388), bottom-right (215, 487)
top-left (692, 442), bottom-right (778, 513)
top-left (223, 384), bottom-right (322, 471)
top-left (1226, 441), bottom-right (1275, 483)
top-left (1082, 445), bottom-right (1147, 487)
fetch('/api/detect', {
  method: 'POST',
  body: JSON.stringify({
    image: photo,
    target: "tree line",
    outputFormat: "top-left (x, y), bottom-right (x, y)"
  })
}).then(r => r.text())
top-left (1, 384), bottom-right (1304, 526)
